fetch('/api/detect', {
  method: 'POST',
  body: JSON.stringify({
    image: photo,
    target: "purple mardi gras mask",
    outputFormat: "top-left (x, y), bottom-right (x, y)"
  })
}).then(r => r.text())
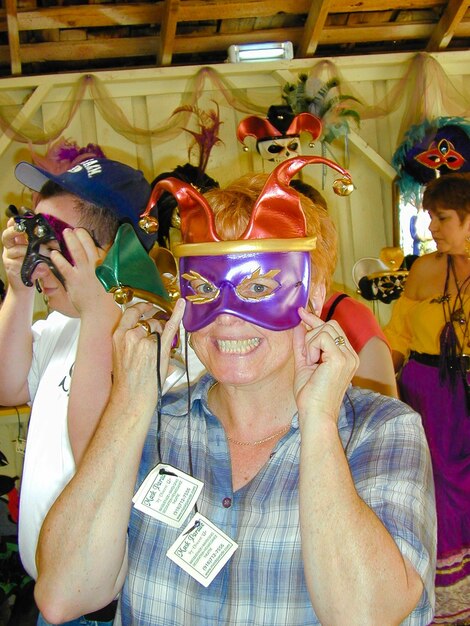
top-left (139, 156), bottom-right (353, 331)
top-left (180, 251), bottom-right (310, 331)
top-left (14, 212), bottom-right (74, 287)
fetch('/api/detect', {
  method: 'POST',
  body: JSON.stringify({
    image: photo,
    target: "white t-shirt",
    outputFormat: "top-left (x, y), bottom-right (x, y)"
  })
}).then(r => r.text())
top-left (19, 311), bottom-right (80, 579)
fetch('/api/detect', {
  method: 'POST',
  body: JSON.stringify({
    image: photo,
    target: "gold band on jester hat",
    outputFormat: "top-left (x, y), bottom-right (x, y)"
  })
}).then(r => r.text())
top-left (173, 236), bottom-right (317, 258)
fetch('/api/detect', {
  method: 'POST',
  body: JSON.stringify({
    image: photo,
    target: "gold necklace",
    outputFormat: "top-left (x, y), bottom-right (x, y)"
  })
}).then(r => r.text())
top-left (227, 424), bottom-right (291, 447)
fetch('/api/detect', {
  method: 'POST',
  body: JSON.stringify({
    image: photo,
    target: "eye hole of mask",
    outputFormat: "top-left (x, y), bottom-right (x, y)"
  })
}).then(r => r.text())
top-left (267, 144), bottom-right (285, 154)
top-left (181, 271), bottom-right (220, 304)
top-left (236, 269), bottom-right (281, 301)
top-left (287, 141), bottom-right (299, 151)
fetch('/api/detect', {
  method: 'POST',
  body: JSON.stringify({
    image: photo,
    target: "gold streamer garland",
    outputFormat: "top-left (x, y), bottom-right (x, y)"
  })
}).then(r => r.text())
top-left (0, 53), bottom-right (468, 149)
top-left (0, 66), bottom-right (266, 147)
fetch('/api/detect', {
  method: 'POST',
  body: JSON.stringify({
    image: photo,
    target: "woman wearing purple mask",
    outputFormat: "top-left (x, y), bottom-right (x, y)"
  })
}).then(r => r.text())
top-left (36, 156), bottom-right (436, 626)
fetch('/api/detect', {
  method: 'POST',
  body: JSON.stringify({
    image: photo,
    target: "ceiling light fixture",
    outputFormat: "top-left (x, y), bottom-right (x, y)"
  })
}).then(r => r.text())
top-left (227, 42), bottom-right (294, 63)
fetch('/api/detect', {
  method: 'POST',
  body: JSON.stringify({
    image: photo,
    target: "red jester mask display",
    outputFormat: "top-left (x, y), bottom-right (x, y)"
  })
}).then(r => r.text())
top-left (237, 105), bottom-right (323, 163)
top-left (140, 156), bottom-right (353, 332)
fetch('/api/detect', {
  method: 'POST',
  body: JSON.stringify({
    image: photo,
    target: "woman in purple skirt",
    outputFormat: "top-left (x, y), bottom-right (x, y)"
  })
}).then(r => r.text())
top-left (385, 173), bottom-right (470, 624)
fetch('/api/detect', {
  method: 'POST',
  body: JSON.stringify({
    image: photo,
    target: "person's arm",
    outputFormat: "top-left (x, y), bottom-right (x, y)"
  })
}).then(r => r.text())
top-left (50, 228), bottom-right (122, 463)
top-left (323, 295), bottom-right (398, 397)
top-left (353, 336), bottom-right (398, 397)
top-left (0, 219), bottom-right (34, 405)
top-left (34, 299), bottom-right (185, 624)
top-left (293, 308), bottom-right (424, 626)
top-left (391, 348), bottom-right (406, 373)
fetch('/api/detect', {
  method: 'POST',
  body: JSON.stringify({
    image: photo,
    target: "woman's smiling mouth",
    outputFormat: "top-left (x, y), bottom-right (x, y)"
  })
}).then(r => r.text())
top-left (216, 337), bottom-right (260, 354)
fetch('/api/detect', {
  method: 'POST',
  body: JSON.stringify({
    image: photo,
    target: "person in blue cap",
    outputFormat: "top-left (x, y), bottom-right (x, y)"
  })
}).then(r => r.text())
top-left (0, 156), bottom-right (153, 626)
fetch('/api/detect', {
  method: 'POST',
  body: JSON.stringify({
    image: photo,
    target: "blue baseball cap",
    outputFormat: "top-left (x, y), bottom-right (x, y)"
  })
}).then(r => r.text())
top-left (15, 157), bottom-right (154, 250)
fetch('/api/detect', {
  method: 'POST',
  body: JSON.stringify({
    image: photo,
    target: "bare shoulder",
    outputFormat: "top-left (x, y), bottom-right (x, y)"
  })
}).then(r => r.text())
top-left (404, 252), bottom-right (446, 300)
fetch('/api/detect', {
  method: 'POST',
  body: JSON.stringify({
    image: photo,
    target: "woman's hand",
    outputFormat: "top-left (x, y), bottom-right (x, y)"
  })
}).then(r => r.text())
top-left (110, 299), bottom-right (186, 415)
top-left (293, 307), bottom-right (359, 426)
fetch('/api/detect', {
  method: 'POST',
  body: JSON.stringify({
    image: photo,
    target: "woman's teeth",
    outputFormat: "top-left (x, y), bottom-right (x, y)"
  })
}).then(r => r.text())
top-left (217, 337), bottom-right (260, 354)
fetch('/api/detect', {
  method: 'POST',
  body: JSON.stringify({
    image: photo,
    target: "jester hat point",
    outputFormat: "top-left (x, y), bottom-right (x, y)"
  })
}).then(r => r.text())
top-left (140, 155), bottom-right (352, 258)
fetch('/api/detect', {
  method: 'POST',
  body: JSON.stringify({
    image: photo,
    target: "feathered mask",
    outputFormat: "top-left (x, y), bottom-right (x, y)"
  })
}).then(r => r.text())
top-left (392, 116), bottom-right (470, 204)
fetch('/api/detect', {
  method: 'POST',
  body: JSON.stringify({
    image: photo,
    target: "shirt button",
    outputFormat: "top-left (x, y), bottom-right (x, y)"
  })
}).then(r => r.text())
top-left (222, 497), bottom-right (232, 508)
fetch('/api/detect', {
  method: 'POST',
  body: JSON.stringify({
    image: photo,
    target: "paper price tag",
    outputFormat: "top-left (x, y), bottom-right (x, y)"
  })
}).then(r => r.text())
top-left (167, 513), bottom-right (238, 587)
top-left (133, 463), bottom-right (203, 528)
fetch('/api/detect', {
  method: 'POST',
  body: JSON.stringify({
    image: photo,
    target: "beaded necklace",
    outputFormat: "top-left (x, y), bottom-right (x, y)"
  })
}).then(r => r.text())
top-left (439, 256), bottom-right (470, 406)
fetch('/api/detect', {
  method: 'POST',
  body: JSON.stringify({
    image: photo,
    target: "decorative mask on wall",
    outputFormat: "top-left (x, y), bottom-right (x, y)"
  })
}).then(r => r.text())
top-left (393, 116), bottom-right (470, 204)
top-left (237, 105), bottom-right (322, 162)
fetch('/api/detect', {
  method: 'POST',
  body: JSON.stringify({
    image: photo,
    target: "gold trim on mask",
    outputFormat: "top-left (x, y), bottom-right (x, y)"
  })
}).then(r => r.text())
top-left (181, 270), bottom-right (220, 304)
top-left (181, 267), bottom-right (285, 305)
top-left (236, 268), bottom-right (281, 301)
top-left (173, 236), bottom-right (317, 258)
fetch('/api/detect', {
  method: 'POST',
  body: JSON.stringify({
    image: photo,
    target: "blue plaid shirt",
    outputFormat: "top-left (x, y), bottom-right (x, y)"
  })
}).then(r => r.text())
top-left (120, 375), bottom-right (436, 625)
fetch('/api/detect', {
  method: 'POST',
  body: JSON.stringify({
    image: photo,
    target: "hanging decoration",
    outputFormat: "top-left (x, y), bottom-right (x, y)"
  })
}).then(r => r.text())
top-left (0, 54), bottom-right (468, 153)
top-left (0, 67), bottom-right (265, 146)
top-left (236, 104), bottom-right (322, 162)
top-left (281, 73), bottom-right (361, 145)
top-left (352, 247), bottom-right (416, 304)
top-left (392, 116), bottom-right (470, 204)
top-left (171, 102), bottom-right (223, 174)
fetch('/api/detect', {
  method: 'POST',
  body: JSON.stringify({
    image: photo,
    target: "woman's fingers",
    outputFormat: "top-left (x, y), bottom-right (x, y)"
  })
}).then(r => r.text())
top-left (160, 298), bottom-right (185, 349)
top-left (111, 299), bottom-right (186, 402)
top-left (298, 306), bottom-right (357, 365)
top-left (116, 299), bottom-right (185, 353)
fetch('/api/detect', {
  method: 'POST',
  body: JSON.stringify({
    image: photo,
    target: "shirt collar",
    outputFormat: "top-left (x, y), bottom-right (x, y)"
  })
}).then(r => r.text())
top-left (161, 374), bottom-right (351, 434)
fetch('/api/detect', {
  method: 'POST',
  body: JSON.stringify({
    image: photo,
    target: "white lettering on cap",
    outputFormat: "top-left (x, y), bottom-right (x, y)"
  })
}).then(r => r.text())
top-left (68, 159), bottom-right (102, 178)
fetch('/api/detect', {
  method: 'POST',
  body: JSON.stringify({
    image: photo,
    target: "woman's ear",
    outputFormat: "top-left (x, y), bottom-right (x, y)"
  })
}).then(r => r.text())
top-left (308, 282), bottom-right (326, 317)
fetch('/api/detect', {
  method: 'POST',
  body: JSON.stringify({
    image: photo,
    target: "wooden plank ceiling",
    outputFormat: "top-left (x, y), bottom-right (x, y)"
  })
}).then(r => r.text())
top-left (1, 0), bottom-right (469, 77)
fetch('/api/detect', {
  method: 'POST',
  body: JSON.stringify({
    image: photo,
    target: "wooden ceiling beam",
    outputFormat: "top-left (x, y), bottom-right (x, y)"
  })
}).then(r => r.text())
top-left (298, 0), bottom-right (332, 57)
top-left (15, 5), bottom-right (165, 31)
top-left (176, 0), bottom-right (306, 20)
top-left (9, 0), bottom-right (306, 31)
top-left (426, 0), bottom-right (469, 50)
top-left (7, 20), bottom-right (447, 67)
top-left (320, 22), bottom-right (436, 44)
top-left (5, 0), bottom-right (21, 75)
top-left (0, 0), bottom-right (467, 73)
top-left (157, 0), bottom-right (180, 65)
top-left (330, 0), bottom-right (447, 9)
top-left (3, 0), bottom-right (451, 32)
